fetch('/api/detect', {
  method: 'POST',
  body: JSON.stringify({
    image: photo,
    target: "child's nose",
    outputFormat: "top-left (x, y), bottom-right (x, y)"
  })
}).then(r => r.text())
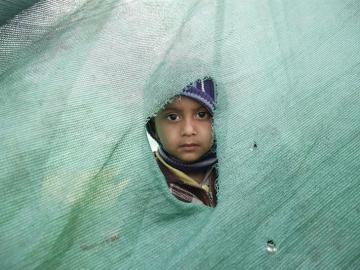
top-left (181, 118), bottom-right (197, 136)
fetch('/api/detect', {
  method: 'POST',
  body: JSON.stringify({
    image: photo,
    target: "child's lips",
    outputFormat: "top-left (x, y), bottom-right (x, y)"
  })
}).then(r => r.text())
top-left (179, 143), bottom-right (199, 151)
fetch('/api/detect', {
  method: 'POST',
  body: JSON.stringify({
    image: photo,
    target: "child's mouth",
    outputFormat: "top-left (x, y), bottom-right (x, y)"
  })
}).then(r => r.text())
top-left (179, 144), bottom-right (199, 151)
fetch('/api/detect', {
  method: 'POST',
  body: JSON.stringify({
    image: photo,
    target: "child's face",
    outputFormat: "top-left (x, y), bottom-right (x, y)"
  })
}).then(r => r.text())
top-left (154, 96), bottom-right (214, 163)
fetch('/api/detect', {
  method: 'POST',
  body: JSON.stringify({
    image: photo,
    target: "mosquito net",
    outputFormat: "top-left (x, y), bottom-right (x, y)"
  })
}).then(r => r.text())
top-left (1, 0), bottom-right (359, 269)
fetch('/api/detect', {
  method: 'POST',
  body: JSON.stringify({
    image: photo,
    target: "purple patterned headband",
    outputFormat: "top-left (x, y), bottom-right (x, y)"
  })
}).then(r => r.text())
top-left (181, 77), bottom-right (216, 114)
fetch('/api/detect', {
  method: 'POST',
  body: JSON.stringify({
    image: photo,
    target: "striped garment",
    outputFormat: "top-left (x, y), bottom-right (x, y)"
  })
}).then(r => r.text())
top-left (155, 151), bottom-right (217, 207)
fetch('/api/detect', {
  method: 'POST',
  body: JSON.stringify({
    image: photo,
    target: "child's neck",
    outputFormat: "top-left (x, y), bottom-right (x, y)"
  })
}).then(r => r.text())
top-left (187, 170), bottom-right (206, 183)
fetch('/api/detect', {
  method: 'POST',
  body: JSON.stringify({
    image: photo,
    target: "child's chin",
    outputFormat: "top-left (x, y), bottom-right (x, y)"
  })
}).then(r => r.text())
top-left (177, 154), bottom-right (200, 163)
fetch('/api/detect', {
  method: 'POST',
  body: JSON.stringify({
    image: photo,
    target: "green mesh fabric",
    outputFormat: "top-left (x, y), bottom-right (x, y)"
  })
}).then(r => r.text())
top-left (1, 1), bottom-right (359, 269)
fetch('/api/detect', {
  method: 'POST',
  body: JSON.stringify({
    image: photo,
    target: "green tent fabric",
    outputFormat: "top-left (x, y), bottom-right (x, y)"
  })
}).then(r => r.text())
top-left (1, 0), bottom-right (359, 269)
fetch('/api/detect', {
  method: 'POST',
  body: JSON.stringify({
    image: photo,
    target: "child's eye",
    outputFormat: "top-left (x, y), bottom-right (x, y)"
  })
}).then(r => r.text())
top-left (166, 113), bottom-right (179, 121)
top-left (197, 111), bottom-right (209, 119)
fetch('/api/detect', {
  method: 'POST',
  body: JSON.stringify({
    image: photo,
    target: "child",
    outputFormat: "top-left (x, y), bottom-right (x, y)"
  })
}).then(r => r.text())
top-left (146, 78), bottom-right (218, 207)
